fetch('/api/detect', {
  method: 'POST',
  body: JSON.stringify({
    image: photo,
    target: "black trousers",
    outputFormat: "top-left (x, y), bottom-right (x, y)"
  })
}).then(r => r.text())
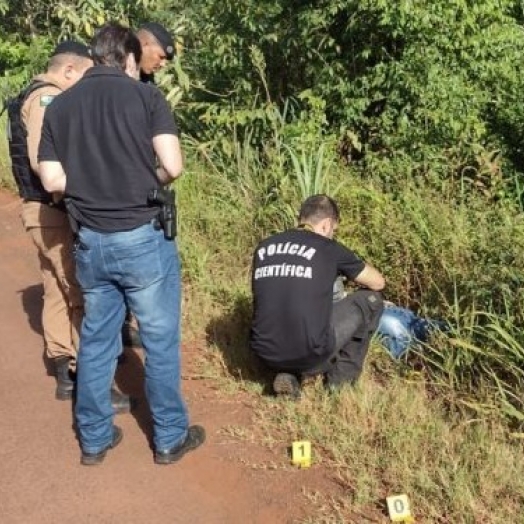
top-left (305, 289), bottom-right (384, 386)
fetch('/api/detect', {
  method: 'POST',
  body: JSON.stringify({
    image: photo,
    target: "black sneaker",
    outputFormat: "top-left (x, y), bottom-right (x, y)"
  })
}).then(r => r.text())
top-left (154, 425), bottom-right (206, 465)
top-left (273, 373), bottom-right (301, 399)
top-left (121, 323), bottom-right (142, 348)
top-left (111, 387), bottom-right (135, 415)
top-left (81, 425), bottom-right (123, 466)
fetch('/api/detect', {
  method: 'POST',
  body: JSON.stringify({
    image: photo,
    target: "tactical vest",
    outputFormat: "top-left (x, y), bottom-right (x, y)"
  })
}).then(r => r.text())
top-left (4, 80), bottom-right (58, 202)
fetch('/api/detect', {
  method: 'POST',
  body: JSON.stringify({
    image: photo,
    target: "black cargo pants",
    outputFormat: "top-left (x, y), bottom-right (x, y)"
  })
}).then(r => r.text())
top-left (306, 289), bottom-right (384, 387)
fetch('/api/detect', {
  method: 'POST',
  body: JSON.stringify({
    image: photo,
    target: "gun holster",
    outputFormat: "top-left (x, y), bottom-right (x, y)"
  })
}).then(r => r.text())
top-left (147, 188), bottom-right (177, 240)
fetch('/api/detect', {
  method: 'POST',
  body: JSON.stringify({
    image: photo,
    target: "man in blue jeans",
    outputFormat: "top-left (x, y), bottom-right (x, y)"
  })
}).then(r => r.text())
top-left (38, 23), bottom-right (204, 465)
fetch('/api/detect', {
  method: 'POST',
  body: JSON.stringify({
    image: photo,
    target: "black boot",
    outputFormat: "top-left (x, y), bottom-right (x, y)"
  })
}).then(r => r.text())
top-left (121, 322), bottom-right (142, 348)
top-left (54, 357), bottom-right (76, 401)
top-left (111, 385), bottom-right (133, 414)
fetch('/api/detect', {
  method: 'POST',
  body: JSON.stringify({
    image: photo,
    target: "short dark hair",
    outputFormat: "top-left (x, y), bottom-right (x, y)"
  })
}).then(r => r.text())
top-left (91, 23), bottom-right (142, 70)
top-left (51, 40), bottom-right (92, 59)
top-left (298, 194), bottom-right (340, 225)
top-left (47, 40), bottom-right (92, 71)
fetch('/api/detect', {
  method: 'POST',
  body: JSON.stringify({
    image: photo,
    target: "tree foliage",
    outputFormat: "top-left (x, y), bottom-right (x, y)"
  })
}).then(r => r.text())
top-left (1, 0), bottom-right (524, 194)
top-left (160, 0), bottom-right (524, 197)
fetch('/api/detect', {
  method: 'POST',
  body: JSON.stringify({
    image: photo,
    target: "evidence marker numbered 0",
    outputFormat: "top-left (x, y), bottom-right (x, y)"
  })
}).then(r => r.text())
top-left (386, 493), bottom-right (414, 522)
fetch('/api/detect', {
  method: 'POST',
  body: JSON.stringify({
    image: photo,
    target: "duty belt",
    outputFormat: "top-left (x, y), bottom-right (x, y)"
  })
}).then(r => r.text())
top-left (23, 198), bottom-right (67, 211)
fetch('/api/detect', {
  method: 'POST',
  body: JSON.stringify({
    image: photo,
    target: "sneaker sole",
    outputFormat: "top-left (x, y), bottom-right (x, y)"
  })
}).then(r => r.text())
top-left (273, 373), bottom-right (301, 399)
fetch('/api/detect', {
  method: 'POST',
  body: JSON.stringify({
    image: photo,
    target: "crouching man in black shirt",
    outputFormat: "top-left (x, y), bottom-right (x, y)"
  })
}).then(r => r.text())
top-left (250, 194), bottom-right (386, 397)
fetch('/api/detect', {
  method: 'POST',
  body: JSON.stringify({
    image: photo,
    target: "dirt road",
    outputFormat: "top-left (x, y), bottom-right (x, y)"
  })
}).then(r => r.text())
top-left (0, 190), bottom-right (322, 524)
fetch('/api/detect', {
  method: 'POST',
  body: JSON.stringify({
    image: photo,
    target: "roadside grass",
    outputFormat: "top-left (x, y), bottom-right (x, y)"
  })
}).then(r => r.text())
top-left (178, 145), bottom-right (524, 523)
top-left (195, 328), bottom-right (524, 522)
top-left (263, 364), bottom-right (524, 523)
top-left (196, 333), bottom-right (524, 523)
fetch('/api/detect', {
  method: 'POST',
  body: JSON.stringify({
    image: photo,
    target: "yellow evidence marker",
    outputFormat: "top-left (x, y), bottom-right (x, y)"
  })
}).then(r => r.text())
top-left (291, 440), bottom-right (311, 468)
top-left (386, 494), bottom-right (414, 522)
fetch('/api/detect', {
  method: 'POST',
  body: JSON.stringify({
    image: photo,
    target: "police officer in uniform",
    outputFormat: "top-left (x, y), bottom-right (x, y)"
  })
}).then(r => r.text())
top-left (137, 22), bottom-right (176, 84)
top-left (6, 41), bottom-right (131, 412)
top-left (7, 42), bottom-right (90, 399)
top-left (119, 22), bottom-right (177, 349)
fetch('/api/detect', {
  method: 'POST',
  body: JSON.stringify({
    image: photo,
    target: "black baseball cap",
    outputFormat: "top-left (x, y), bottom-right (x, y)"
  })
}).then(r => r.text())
top-left (140, 22), bottom-right (175, 60)
top-left (51, 40), bottom-right (92, 59)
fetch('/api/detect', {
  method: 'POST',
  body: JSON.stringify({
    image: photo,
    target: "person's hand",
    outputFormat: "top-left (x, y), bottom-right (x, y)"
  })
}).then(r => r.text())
top-left (52, 191), bottom-right (64, 203)
top-left (384, 300), bottom-right (395, 307)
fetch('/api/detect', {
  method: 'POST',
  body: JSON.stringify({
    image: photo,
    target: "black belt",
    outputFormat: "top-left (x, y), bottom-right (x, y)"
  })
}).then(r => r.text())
top-left (24, 198), bottom-right (67, 211)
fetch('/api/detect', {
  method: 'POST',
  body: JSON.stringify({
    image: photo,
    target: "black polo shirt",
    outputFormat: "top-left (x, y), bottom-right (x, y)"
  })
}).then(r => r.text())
top-left (38, 65), bottom-right (178, 232)
top-left (250, 228), bottom-right (365, 371)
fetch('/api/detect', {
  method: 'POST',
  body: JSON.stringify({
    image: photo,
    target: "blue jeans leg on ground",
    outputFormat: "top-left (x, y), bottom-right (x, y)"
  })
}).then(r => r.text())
top-left (377, 305), bottom-right (440, 358)
top-left (74, 223), bottom-right (188, 454)
top-left (377, 306), bottom-right (416, 358)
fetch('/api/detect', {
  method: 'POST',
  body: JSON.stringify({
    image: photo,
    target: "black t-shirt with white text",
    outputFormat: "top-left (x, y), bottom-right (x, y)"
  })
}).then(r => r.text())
top-left (250, 228), bottom-right (365, 371)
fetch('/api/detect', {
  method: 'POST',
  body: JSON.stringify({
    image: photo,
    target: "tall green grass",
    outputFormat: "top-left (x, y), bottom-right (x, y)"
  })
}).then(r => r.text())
top-left (176, 134), bottom-right (524, 522)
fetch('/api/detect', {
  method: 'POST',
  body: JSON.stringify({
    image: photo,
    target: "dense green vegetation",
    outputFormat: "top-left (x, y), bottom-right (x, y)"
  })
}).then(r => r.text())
top-left (2, 1), bottom-right (524, 521)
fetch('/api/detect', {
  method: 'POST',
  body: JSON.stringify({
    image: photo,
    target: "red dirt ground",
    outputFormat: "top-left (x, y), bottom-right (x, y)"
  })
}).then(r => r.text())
top-left (0, 189), bottom-right (336, 524)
